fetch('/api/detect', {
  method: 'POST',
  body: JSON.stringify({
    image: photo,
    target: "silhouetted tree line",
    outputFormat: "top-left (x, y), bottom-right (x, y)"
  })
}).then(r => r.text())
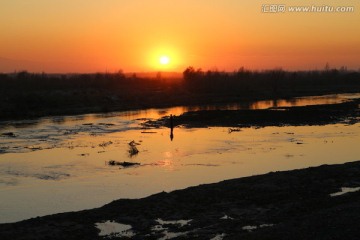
top-left (0, 70), bottom-right (184, 92)
top-left (0, 71), bottom-right (127, 90)
top-left (0, 66), bottom-right (359, 120)
top-left (1, 66), bottom-right (358, 93)
top-left (183, 66), bottom-right (360, 97)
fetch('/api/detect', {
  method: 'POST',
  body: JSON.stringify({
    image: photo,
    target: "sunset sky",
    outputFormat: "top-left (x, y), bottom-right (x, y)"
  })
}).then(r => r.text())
top-left (1, 0), bottom-right (359, 73)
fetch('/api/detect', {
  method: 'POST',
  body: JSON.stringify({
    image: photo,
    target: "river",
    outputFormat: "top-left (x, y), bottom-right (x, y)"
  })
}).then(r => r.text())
top-left (0, 93), bottom-right (359, 223)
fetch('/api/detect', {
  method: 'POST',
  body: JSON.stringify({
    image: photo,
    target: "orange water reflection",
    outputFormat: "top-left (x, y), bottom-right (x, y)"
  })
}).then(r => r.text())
top-left (0, 94), bottom-right (357, 129)
top-left (117, 93), bottom-right (356, 120)
top-left (1, 123), bottom-right (359, 224)
top-left (0, 94), bottom-right (359, 223)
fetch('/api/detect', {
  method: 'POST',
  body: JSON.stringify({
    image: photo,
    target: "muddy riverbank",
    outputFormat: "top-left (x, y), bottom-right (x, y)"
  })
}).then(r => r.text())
top-left (0, 161), bottom-right (360, 239)
top-left (144, 98), bottom-right (360, 128)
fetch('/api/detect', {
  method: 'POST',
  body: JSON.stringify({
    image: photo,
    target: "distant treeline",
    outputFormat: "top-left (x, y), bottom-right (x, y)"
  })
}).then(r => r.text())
top-left (1, 67), bottom-right (359, 92)
top-left (182, 66), bottom-right (360, 95)
top-left (0, 67), bottom-right (359, 120)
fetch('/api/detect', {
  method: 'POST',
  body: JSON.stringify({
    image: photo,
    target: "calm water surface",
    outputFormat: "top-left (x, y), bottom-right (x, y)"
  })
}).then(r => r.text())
top-left (0, 93), bottom-right (359, 223)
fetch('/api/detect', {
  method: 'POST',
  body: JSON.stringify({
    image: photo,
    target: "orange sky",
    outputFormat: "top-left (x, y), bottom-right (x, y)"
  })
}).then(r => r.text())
top-left (1, 0), bottom-right (359, 73)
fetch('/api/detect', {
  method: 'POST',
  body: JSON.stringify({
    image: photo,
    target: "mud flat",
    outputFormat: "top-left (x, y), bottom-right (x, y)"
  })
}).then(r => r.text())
top-left (1, 160), bottom-right (360, 239)
top-left (144, 98), bottom-right (360, 128)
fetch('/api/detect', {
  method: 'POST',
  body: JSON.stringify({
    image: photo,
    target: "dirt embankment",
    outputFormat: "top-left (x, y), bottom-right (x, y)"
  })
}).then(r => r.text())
top-left (1, 161), bottom-right (360, 240)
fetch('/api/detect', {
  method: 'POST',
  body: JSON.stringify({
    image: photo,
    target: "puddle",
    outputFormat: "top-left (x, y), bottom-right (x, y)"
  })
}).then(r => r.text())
top-left (95, 220), bottom-right (135, 238)
top-left (242, 224), bottom-right (274, 232)
top-left (151, 218), bottom-right (192, 239)
top-left (158, 230), bottom-right (190, 240)
top-left (242, 225), bottom-right (258, 232)
top-left (210, 233), bottom-right (227, 240)
top-left (330, 187), bottom-right (360, 197)
top-left (220, 215), bottom-right (234, 220)
top-left (155, 218), bottom-right (192, 227)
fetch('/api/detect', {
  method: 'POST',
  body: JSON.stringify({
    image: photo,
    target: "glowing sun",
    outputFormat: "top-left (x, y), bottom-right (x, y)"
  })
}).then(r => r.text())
top-left (159, 56), bottom-right (170, 65)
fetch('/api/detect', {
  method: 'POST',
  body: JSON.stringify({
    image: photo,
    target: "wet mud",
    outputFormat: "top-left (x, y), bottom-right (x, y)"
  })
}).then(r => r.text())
top-left (1, 161), bottom-right (360, 239)
top-left (144, 98), bottom-right (360, 129)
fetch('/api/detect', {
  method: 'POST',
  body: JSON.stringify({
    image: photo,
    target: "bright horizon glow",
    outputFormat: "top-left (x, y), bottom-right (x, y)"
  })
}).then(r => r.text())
top-left (0, 0), bottom-right (360, 73)
top-left (159, 56), bottom-right (170, 65)
top-left (147, 46), bottom-right (182, 71)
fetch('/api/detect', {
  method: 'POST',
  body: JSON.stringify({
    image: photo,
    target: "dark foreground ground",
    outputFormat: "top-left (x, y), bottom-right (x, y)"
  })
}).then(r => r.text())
top-left (1, 161), bottom-right (360, 240)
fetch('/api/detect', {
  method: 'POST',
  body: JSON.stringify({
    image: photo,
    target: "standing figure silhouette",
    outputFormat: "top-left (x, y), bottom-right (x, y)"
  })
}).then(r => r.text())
top-left (170, 114), bottom-right (174, 141)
